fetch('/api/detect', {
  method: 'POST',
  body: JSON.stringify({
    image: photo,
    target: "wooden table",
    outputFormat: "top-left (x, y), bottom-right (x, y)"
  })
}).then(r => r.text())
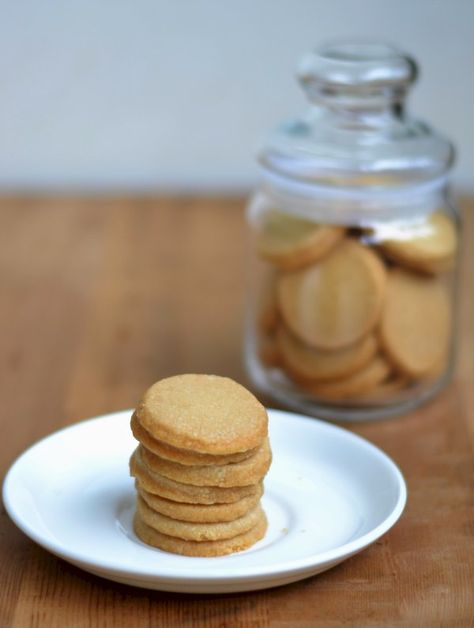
top-left (1, 197), bottom-right (473, 627)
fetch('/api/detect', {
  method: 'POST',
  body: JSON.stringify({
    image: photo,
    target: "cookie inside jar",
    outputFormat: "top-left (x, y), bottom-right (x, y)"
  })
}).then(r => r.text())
top-left (249, 206), bottom-right (457, 419)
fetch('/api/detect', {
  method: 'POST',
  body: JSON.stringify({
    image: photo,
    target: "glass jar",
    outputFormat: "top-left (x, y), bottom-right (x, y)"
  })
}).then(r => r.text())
top-left (244, 42), bottom-right (459, 421)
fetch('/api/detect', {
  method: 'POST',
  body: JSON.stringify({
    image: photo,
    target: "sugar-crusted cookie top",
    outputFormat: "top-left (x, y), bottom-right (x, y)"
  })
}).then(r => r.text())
top-left (131, 413), bottom-right (258, 466)
top-left (136, 374), bottom-right (268, 454)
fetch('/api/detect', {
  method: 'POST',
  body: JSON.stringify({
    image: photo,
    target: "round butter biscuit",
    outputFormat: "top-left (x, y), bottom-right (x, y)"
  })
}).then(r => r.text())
top-left (257, 270), bottom-right (279, 335)
top-left (259, 336), bottom-right (281, 368)
top-left (137, 483), bottom-right (263, 523)
top-left (134, 510), bottom-right (267, 557)
top-left (256, 210), bottom-right (345, 271)
top-left (278, 239), bottom-right (386, 350)
top-left (136, 495), bottom-right (264, 541)
top-left (131, 413), bottom-right (258, 467)
top-left (379, 211), bottom-right (457, 275)
top-left (136, 374), bottom-right (268, 454)
top-left (139, 438), bottom-right (271, 488)
top-left (277, 325), bottom-right (377, 383)
top-left (379, 269), bottom-right (451, 378)
top-left (301, 355), bottom-right (391, 400)
top-left (351, 374), bottom-right (410, 400)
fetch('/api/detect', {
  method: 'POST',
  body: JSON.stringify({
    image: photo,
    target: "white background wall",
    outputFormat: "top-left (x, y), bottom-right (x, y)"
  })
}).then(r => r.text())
top-left (0, 0), bottom-right (473, 193)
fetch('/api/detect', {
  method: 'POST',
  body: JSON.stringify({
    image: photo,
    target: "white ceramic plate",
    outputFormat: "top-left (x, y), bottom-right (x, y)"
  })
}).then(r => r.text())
top-left (3, 409), bottom-right (406, 593)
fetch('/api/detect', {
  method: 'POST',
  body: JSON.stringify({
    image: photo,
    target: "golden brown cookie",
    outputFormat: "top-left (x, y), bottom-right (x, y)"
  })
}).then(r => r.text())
top-left (415, 256), bottom-right (456, 275)
top-left (130, 448), bottom-right (262, 504)
top-left (379, 269), bottom-right (451, 378)
top-left (257, 270), bottom-right (280, 335)
top-left (256, 209), bottom-right (345, 270)
top-left (379, 211), bottom-right (457, 275)
top-left (259, 301), bottom-right (279, 337)
top-left (137, 483), bottom-right (263, 523)
top-left (136, 495), bottom-right (264, 541)
top-left (259, 336), bottom-right (281, 367)
top-left (136, 374), bottom-right (268, 454)
top-left (134, 509), bottom-right (267, 557)
top-left (277, 325), bottom-right (377, 383)
top-left (131, 413), bottom-right (258, 467)
top-left (278, 239), bottom-right (386, 350)
top-left (351, 374), bottom-right (410, 400)
top-left (423, 358), bottom-right (448, 381)
top-left (139, 439), bottom-right (271, 488)
top-left (301, 355), bottom-right (391, 400)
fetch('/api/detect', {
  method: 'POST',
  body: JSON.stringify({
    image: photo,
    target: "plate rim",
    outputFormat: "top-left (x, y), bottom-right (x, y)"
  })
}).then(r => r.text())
top-left (2, 408), bottom-right (407, 583)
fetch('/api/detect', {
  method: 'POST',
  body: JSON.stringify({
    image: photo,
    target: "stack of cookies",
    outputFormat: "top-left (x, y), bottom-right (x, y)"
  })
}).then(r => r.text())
top-left (256, 209), bottom-right (456, 403)
top-left (130, 374), bottom-right (271, 556)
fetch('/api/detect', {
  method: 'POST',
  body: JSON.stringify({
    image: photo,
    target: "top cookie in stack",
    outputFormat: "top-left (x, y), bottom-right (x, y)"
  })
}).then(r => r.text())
top-left (130, 374), bottom-right (271, 556)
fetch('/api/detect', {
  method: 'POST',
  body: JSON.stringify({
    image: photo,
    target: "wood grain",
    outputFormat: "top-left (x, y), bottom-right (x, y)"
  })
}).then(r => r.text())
top-left (0, 196), bottom-right (473, 627)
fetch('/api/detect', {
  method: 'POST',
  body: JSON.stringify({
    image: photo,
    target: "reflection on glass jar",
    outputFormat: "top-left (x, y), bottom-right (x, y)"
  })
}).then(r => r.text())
top-left (244, 42), bottom-right (459, 421)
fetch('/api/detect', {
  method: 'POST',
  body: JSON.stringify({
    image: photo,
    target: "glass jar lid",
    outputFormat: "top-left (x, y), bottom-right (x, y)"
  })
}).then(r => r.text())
top-left (259, 42), bottom-right (454, 194)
